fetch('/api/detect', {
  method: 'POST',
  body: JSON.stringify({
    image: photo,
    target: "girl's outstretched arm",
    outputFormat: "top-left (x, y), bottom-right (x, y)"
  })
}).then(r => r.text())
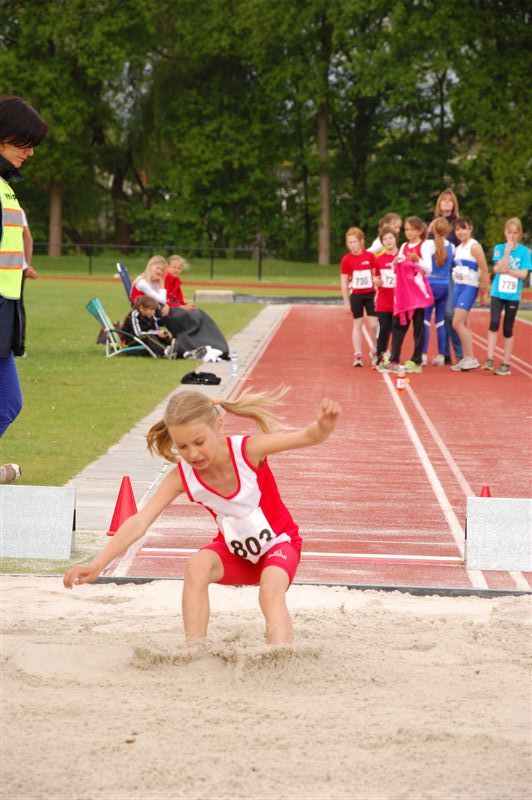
top-left (246, 398), bottom-right (341, 465)
top-left (63, 467), bottom-right (184, 588)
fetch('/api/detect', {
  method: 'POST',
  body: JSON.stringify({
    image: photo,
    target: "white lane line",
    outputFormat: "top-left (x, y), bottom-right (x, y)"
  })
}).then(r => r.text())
top-left (138, 547), bottom-right (462, 563)
top-left (471, 332), bottom-right (532, 376)
top-left (406, 385), bottom-right (475, 498)
top-left (378, 372), bottom-right (468, 558)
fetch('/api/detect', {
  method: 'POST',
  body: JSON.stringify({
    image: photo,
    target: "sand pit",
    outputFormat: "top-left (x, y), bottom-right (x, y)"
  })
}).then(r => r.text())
top-left (1, 576), bottom-right (530, 800)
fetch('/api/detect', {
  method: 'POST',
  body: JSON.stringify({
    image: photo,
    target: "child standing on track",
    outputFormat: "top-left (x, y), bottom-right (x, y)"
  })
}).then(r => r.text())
top-left (64, 389), bottom-right (341, 645)
top-left (422, 217), bottom-right (455, 366)
top-left (482, 217), bottom-right (531, 376)
top-left (379, 216), bottom-right (433, 374)
top-left (368, 213), bottom-right (402, 256)
top-left (373, 226), bottom-right (399, 367)
top-left (340, 227), bottom-right (378, 367)
top-left (450, 217), bottom-right (490, 372)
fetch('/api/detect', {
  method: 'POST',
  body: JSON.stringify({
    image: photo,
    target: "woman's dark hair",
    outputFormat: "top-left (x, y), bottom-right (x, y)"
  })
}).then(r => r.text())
top-left (0, 95), bottom-right (48, 148)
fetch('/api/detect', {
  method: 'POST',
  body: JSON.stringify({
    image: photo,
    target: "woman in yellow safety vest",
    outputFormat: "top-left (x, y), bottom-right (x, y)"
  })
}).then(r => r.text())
top-left (0, 95), bottom-right (47, 484)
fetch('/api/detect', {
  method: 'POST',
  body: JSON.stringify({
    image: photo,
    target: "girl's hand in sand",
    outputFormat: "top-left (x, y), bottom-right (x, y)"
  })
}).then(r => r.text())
top-left (317, 398), bottom-right (341, 436)
top-left (63, 563), bottom-right (101, 589)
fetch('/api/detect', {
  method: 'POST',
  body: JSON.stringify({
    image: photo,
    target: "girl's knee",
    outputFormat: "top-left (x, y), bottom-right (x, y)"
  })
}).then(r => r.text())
top-left (259, 569), bottom-right (289, 606)
top-left (185, 550), bottom-right (222, 586)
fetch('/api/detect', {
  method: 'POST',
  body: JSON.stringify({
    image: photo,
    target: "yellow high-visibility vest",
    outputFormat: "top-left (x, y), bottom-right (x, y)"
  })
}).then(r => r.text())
top-left (0, 176), bottom-right (24, 299)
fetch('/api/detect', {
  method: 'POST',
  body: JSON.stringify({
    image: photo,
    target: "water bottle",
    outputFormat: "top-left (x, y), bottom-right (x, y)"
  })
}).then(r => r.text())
top-left (230, 350), bottom-right (239, 377)
top-left (396, 365), bottom-right (406, 392)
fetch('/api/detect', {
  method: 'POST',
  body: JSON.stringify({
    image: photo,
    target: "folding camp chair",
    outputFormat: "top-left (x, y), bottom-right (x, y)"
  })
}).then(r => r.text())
top-left (85, 297), bottom-right (157, 358)
top-left (116, 262), bottom-right (133, 305)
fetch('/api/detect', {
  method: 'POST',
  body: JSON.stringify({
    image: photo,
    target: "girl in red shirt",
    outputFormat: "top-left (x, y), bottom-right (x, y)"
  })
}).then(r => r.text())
top-left (373, 226), bottom-right (398, 367)
top-left (340, 227), bottom-right (378, 367)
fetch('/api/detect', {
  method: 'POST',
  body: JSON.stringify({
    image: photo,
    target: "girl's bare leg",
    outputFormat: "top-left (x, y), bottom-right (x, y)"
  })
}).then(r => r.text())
top-left (352, 318), bottom-right (363, 353)
top-left (182, 549), bottom-right (224, 642)
top-left (259, 566), bottom-right (293, 645)
top-left (367, 315), bottom-right (379, 349)
top-left (452, 309), bottom-right (473, 359)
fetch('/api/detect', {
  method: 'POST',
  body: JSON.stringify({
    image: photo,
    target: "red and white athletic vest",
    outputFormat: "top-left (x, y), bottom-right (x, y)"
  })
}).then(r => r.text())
top-left (178, 435), bottom-right (301, 562)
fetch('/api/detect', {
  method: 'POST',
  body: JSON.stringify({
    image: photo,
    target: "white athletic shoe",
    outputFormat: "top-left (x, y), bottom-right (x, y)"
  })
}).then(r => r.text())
top-left (431, 354), bottom-right (445, 367)
top-left (460, 357), bottom-right (480, 371)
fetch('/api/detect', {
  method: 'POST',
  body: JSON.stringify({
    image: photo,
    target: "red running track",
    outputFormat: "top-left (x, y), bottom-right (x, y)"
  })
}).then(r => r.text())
top-left (107, 307), bottom-right (531, 594)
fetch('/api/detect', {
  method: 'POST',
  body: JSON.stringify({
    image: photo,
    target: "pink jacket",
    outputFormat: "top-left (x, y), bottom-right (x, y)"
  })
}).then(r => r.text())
top-left (393, 259), bottom-right (434, 325)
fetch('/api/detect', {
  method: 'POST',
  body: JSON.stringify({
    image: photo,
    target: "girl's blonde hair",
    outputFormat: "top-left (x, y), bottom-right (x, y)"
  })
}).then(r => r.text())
top-left (431, 217), bottom-right (450, 266)
top-left (505, 217), bottom-right (523, 236)
top-left (378, 213), bottom-right (401, 234)
top-left (147, 386), bottom-right (289, 463)
top-left (168, 254), bottom-right (190, 270)
top-left (434, 189), bottom-right (459, 219)
top-left (345, 227), bottom-right (365, 245)
top-left (143, 255), bottom-right (167, 283)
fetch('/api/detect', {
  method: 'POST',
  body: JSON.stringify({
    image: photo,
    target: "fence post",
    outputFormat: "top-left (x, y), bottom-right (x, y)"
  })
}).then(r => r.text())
top-left (257, 245), bottom-right (263, 281)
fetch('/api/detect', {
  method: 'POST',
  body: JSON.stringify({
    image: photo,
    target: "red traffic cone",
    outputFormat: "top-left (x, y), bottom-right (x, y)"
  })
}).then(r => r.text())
top-left (479, 485), bottom-right (492, 497)
top-left (107, 476), bottom-right (138, 536)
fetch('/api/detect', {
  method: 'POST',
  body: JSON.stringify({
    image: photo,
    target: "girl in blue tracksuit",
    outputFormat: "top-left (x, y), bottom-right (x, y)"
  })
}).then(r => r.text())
top-left (422, 217), bottom-right (455, 366)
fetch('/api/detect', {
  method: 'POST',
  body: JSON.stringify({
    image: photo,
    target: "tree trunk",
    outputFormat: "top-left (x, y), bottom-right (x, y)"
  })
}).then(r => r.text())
top-left (48, 179), bottom-right (62, 257)
top-left (317, 102), bottom-right (330, 265)
top-left (111, 172), bottom-right (132, 248)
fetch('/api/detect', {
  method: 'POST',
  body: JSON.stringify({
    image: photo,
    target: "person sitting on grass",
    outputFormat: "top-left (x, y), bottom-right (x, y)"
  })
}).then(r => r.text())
top-left (64, 388), bottom-right (341, 646)
top-left (121, 296), bottom-right (175, 359)
top-left (165, 254), bottom-right (196, 309)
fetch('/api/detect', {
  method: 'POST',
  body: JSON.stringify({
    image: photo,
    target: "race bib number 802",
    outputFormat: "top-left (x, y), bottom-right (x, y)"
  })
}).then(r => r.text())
top-left (221, 508), bottom-right (290, 563)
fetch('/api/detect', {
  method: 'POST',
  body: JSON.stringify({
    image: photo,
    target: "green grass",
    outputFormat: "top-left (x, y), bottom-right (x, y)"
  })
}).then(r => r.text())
top-left (32, 252), bottom-right (340, 287)
top-left (517, 309), bottom-right (532, 322)
top-left (1, 278), bottom-right (261, 486)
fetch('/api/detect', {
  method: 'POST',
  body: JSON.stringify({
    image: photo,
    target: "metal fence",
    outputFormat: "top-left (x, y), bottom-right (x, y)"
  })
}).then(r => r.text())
top-left (32, 241), bottom-right (266, 280)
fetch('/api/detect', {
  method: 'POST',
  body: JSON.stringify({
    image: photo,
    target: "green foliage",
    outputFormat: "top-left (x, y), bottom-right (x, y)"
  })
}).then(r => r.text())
top-left (1, 0), bottom-right (530, 259)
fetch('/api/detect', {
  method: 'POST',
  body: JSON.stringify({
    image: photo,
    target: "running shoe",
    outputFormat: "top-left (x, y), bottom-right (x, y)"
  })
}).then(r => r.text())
top-left (495, 363), bottom-right (511, 376)
top-left (450, 358), bottom-right (466, 372)
top-left (431, 354), bottom-right (445, 367)
top-left (0, 464), bottom-right (21, 484)
top-left (481, 358), bottom-right (495, 371)
top-left (378, 361), bottom-right (399, 373)
top-left (404, 360), bottom-right (422, 374)
top-left (460, 357), bottom-right (480, 371)
top-left (353, 354), bottom-right (363, 367)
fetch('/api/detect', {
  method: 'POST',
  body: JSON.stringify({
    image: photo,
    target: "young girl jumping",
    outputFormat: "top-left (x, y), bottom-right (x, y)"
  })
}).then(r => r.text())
top-left (64, 388), bottom-right (341, 645)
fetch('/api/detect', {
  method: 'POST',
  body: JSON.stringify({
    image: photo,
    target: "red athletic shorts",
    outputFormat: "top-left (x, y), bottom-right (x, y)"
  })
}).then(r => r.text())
top-left (201, 539), bottom-right (301, 586)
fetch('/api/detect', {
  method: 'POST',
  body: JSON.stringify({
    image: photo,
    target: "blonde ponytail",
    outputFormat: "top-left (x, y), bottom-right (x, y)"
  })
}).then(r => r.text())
top-left (146, 386), bottom-right (290, 461)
